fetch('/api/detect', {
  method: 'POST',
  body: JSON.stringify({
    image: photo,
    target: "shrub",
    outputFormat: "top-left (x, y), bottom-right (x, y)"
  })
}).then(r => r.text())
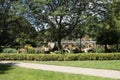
top-left (0, 53), bottom-right (120, 61)
top-left (35, 48), bottom-right (42, 54)
top-left (96, 47), bottom-right (105, 53)
top-left (3, 48), bottom-right (17, 53)
top-left (24, 44), bottom-right (35, 53)
top-left (64, 54), bottom-right (79, 61)
top-left (18, 48), bottom-right (26, 53)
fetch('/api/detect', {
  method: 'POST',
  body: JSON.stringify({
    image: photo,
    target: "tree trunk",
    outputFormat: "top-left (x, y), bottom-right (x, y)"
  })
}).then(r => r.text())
top-left (57, 39), bottom-right (62, 51)
top-left (104, 44), bottom-right (108, 53)
top-left (116, 42), bottom-right (119, 52)
top-left (79, 38), bottom-right (82, 52)
top-left (0, 46), bottom-right (2, 52)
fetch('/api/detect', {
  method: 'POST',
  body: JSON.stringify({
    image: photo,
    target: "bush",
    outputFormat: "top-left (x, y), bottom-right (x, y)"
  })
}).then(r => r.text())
top-left (64, 54), bottom-right (79, 61)
top-left (24, 44), bottom-right (35, 54)
top-left (0, 53), bottom-right (120, 61)
top-left (3, 48), bottom-right (17, 53)
top-left (96, 47), bottom-right (105, 53)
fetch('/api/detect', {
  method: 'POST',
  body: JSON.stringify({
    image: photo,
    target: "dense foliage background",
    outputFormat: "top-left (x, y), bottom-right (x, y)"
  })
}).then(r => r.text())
top-left (0, 0), bottom-right (120, 53)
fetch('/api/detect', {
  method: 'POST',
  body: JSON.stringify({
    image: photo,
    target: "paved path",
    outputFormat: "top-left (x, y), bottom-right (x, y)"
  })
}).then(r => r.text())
top-left (0, 61), bottom-right (120, 79)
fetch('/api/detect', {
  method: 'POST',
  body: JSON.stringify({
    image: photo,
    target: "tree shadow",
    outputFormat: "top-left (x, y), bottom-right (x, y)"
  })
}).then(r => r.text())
top-left (0, 62), bottom-right (16, 74)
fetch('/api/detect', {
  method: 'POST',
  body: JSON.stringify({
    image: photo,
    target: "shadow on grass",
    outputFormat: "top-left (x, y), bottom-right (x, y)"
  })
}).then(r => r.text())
top-left (0, 62), bottom-right (16, 74)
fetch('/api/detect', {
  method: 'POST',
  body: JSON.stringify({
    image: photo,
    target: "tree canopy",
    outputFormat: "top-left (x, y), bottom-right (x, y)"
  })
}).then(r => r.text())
top-left (28, 0), bottom-right (113, 49)
top-left (0, 0), bottom-right (120, 52)
top-left (0, 0), bottom-right (36, 51)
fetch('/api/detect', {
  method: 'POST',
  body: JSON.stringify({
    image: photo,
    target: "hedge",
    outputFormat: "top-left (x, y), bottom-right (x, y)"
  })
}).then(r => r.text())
top-left (0, 53), bottom-right (120, 61)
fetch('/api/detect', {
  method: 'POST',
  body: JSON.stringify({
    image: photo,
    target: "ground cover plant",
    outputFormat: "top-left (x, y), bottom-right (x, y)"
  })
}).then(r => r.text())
top-left (0, 64), bottom-right (116, 80)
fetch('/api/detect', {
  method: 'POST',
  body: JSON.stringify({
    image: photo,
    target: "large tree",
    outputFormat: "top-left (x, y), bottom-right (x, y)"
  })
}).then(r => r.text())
top-left (96, 0), bottom-right (120, 52)
top-left (0, 0), bottom-right (14, 51)
top-left (0, 0), bottom-right (37, 51)
top-left (29, 0), bottom-right (110, 50)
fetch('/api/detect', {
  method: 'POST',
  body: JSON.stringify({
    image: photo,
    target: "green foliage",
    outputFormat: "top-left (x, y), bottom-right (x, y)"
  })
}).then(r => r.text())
top-left (0, 0), bottom-right (37, 52)
top-left (29, 0), bottom-right (110, 49)
top-left (1, 0), bottom-right (120, 54)
top-left (64, 54), bottom-right (79, 61)
top-left (24, 44), bottom-right (35, 53)
top-left (0, 53), bottom-right (120, 61)
top-left (96, 47), bottom-right (105, 53)
top-left (3, 48), bottom-right (17, 53)
top-left (97, 30), bottom-right (119, 45)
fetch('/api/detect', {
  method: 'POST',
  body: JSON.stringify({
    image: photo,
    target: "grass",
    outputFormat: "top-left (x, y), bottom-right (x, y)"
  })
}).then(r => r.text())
top-left (0, 64), bottom-right (116, 80)
top-left (23, 60), bottom-right (120, 71)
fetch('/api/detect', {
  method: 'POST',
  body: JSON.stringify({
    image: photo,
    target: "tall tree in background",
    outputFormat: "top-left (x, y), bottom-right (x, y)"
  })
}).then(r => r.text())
top-left (29, 0), bottom-right (110, 50)
top-left (97, 0), bottom-right (120, 52)
top-left (0, 0), bottom-right (13, 51)
top-left (0, 0), bottom-right (37, 51)
top-left (112, 0), bottom-right (120, 51)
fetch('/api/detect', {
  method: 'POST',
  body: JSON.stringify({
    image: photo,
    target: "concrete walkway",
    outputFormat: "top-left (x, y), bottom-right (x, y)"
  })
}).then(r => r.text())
top-left (0, 61), bottom-right (120, 79)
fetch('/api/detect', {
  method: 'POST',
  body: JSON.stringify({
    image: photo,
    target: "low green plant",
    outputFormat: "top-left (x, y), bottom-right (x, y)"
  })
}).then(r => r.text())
top-left (0, 53), bottom-right (120, 61)
top-left (96, 47), bottom-right (105, 53)
top-left (64, 54), bottom-right (79, 61)
top-left (24, 44), bottom-right (35, 54)
top-left (3, 48), bottom-right (17, 53)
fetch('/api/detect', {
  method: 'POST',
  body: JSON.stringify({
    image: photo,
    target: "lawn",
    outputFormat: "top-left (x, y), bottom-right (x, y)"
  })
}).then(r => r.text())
top-left (0, 64), bottom-right (116, 80)
top-left (24, 60), bottom-right (120, 71)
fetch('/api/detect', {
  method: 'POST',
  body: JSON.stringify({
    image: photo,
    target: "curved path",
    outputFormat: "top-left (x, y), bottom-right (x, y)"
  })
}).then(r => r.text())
top-left (0, 61), bottom-right (120, 79)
